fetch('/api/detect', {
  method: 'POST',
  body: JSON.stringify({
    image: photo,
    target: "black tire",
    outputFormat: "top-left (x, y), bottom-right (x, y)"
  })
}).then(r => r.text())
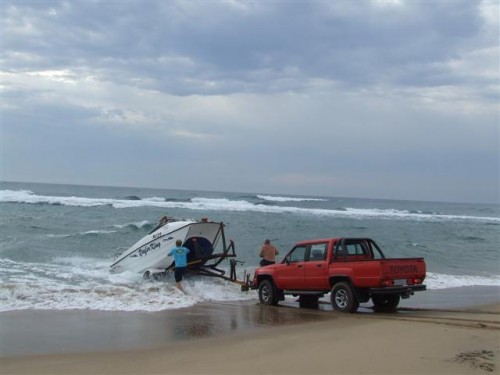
top-left (298, 295), bottom-right (319, 309)
top-left (330, 282), bottom-right (359, 313)
top-left (258, 279), bottom-right (279, 305)
top-left (372, 294), bottom-right (400, 313)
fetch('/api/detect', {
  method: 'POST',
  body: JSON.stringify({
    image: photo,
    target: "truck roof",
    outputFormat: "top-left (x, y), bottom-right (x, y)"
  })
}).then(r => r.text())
top-left (294, 238), bottom-right (341, 245)
top-left (294, 237), bottom-right (377, 246)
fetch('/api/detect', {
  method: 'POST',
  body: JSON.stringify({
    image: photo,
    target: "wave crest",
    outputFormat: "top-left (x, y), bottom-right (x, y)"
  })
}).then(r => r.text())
top-left (257, 195), bottom-right (327, 202)
top-left (2, 189), bottom-right (498, 223)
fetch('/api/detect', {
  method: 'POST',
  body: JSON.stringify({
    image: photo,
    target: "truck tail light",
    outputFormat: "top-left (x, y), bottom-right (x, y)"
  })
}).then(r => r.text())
top-left (406, 277), bottom-right (422, 285)
top-left (412, 277), bottom-right (422, 284)
top-left (381, 279), bottom-right (394, 287)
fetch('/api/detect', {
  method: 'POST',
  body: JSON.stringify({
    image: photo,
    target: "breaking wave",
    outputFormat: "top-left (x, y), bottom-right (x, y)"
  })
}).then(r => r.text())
top-left (257, 195), bottom-right (327, 202)
top-left (2, 189), bottom-right (499, 223)
top-left (113, 220), bottom-right (151, 230)
top-left (0, 257), bottom-right (254, 312)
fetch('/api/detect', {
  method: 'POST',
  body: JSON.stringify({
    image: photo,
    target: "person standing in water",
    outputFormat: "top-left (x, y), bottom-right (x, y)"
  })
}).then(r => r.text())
top-left (168, 239), bottom-right (190, 293)
top-left (259, 239), bottom-right (279, 266)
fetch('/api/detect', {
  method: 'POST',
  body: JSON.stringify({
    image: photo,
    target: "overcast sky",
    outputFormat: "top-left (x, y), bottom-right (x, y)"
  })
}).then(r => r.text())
top-left (2, 0), bottom-right (499, 203)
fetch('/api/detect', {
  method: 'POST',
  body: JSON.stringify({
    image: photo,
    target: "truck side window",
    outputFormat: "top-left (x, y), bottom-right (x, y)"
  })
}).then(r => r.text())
top-left (288, 246), bottom-right (306, 263)
top-left (308, 243), bottom-right (327, 261)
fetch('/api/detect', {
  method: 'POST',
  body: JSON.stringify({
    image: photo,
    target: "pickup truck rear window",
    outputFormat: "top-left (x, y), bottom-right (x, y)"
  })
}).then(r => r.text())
top-left (335, 240), bottom-right (371, 260)
top-left (345, 243), bottom-right (369, 256)
top-left (334, 239), bottom-right (385, 260)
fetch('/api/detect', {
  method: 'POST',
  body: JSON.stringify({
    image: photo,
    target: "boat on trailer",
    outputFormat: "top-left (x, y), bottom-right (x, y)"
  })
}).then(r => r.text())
top-left (111, 217), bottom-right (246, 285)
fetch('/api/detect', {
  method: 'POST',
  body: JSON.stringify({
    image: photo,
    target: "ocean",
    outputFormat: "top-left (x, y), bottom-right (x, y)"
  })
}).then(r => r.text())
top-left (1, 181), bottom-right (499, 312)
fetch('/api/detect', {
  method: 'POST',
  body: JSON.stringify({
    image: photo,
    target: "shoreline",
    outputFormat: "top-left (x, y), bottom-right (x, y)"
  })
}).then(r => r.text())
top-left (1, 286), bottom-right (499, 374)
top-left (2, 285), bottom-right (500, 357)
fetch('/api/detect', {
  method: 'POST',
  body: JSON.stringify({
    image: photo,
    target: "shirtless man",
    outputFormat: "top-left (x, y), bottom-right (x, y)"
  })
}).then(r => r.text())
top-left (259, 239), bottom-right (279, 266)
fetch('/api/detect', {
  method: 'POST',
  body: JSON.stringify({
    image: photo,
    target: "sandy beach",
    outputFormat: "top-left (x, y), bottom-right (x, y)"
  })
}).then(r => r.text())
top-left (2, 287), bottom-right (499, 375)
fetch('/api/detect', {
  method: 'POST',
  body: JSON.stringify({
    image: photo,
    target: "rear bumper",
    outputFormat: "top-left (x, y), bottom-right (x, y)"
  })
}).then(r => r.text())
top-left (370, 284), bottom-right (426, 296)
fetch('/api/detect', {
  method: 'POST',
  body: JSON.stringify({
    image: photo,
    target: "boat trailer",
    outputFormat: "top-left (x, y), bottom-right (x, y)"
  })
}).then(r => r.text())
top-left (144, 230), bottom-right (251, 291)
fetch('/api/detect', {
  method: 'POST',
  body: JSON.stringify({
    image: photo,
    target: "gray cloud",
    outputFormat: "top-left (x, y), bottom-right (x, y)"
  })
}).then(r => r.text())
top-left (1, 0), bottom-right (499, 203)
top-left (3, 1), bottom-right (493, 95)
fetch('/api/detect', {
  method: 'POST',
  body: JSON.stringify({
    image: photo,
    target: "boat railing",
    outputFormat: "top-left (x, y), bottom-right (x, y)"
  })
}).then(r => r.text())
top-left (148, 217), bottom-right (192, 234)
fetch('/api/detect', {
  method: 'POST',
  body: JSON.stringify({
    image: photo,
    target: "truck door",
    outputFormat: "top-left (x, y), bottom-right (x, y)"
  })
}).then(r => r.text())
top-left (276, 245), bottom-right (306, 289)
top-left (303, 242), bottom-right (329, 290)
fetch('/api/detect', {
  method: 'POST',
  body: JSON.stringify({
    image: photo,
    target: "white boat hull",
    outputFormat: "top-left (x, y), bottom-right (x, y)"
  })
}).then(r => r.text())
top-left (110, 219), bottom-right (224, 275)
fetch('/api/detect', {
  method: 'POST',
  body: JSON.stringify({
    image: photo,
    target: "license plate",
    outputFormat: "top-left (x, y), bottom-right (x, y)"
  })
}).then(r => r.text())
top-left (394, 279), bottom-right (406, 286)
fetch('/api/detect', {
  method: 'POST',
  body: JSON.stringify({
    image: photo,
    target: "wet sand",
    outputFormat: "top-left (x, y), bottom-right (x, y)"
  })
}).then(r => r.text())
top-left (1, 286), bottom-right (500, 374)
top-left (1, 300), bottom-right (333, 357)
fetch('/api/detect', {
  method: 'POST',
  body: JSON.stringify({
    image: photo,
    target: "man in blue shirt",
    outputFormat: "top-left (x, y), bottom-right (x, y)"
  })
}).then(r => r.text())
top-left (168, 239), bottom-right (190, 293)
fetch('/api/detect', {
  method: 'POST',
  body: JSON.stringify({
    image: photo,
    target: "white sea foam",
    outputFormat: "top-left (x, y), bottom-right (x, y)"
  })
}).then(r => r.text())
top-left (341, 207), bottom-right (497, 222)
top-left (47, 230), bottom-right (117, 238)
top-left (257, 195), bottom-right (327, 202)
top-left (1, 256), bottom-right (499, 312)
top-left (425, 272), bottom-right (500, 289)
top-left (1, 189), bottom-right (499, 223)
top-left (0, 257), bottom-right (255, 312)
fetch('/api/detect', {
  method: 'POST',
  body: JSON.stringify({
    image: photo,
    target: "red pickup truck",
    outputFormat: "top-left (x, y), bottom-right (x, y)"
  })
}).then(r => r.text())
top-left (252, 237), bottom-right (426, 313)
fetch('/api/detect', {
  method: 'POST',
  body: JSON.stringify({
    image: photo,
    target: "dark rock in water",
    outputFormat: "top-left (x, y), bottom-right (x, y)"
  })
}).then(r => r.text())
top-left (123, 195), bottom-right (142, 200)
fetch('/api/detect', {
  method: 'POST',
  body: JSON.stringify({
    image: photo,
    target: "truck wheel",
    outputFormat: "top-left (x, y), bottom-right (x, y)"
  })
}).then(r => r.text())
top-left (298, 295), bottom-right (319, 309)
top-left (372, 294), bottom-right (400, 313)
top-left (259, 280), bottom-right (279, 305)
top-left (331, 282), bottom-right (359, 313)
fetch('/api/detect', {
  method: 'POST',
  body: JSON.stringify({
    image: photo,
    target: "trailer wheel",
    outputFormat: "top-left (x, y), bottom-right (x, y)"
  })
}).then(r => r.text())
top-left (142, 270), bottom-right (151, 280)
top-left (372, 294), bottom-right (400, 313)
top-left (259, 279), bottom-right (279, 305)
top-left (331, 282), bottom-right (359, 313)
